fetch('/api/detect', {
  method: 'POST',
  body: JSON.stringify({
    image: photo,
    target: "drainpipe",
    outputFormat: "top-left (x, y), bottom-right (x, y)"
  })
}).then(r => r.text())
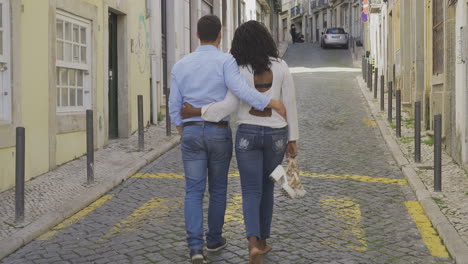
top-left (238, 0), bottom-right (241, 26)
top-left (148, 0), bottom-right (161, 124)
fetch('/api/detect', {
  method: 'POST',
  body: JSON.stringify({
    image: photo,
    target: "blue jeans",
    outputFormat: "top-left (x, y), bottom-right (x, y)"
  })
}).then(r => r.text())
top-left (235, 124), bottom-right (288, 239)
top-left (181, 123), bottom-right (233, 250)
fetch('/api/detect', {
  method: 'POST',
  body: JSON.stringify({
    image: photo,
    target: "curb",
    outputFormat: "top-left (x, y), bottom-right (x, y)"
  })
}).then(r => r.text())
top-left (356, 76), bottom-right (468, 264)
top-left (0, 136), bottom-right (180, 260)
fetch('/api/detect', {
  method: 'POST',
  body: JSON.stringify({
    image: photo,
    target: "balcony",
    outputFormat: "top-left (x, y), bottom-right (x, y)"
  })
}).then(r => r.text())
top-left (317, 0), bottom-right (329, 9)
top-left (290, 4), bottom-right (302, 18)
top-left (370, 0), bottom-right (382, 13)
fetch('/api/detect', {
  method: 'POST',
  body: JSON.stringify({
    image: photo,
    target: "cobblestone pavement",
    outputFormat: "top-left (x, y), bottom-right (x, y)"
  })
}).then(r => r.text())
top-left (1, 44), bottom-right (453, 263)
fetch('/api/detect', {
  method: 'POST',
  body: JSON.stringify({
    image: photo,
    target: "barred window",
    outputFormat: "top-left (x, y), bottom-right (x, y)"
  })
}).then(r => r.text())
top-left (56, 11), bottom-right (91, 112)
top-left (432, 0), bottom-right (444, 75)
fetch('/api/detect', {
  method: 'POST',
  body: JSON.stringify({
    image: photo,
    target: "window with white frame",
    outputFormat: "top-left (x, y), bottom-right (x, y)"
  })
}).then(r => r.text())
top-left (56, 11), bottom-right (91, 112)
top-left (0, 0), bottom-right (11, 121)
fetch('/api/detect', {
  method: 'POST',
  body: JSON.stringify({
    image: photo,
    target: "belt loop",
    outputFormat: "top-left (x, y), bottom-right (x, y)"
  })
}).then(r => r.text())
top-left (202, 122), bottom-right (205, 128)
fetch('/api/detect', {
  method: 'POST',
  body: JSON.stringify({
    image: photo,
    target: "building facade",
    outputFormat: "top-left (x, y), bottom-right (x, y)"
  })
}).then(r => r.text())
top-left (365, 0), bottom-right (468, 170)
top-left (0, 0), bottom-right (283, 193)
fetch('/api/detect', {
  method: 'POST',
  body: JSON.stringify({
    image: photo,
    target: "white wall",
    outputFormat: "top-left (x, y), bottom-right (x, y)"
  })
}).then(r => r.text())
top-left (455, 1), bottom-right (468, 164)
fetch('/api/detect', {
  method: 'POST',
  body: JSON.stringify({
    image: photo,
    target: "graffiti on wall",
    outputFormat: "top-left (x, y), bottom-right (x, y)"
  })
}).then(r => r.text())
top-left (135, 15), bottom-right (150, 74)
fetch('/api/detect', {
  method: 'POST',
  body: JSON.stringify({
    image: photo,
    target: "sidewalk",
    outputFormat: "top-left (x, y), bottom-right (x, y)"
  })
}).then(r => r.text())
top-left (0, 123), bottom-right (180, 259)
top-left (355, 74), bottom-right (468, 263)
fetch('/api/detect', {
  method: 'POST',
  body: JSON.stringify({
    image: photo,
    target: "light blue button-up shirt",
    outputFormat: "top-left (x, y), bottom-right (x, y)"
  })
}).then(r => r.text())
top-left (169, 45), bottom-right (270, 126)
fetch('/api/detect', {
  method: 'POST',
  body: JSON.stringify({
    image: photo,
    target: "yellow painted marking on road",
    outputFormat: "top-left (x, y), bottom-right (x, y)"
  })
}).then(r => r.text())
top-left (225, 195), bottom-right (244, 225)
top-left (132, 172), bottom-right (406, 185)
top-left (132, 173), bottom-right (184, 179)
top-left (37, 195), bottom-right (114, 240)
top-left (362, 118), bottom-right (377, 127)
top-left (101, 197), bottom-right (182, 239)
top-left (228, 172), bottom-right (240, 177)
top-left (405, 201), bottom-right (449, 257)
top-left (320, 197), bottom-right (368, 252)
top-left (300, 172), bottom-right (407, 185)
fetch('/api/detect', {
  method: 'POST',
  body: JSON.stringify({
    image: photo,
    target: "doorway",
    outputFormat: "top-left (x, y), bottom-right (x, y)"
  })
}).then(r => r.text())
top-left (108, 12), bottom-right (118, 138)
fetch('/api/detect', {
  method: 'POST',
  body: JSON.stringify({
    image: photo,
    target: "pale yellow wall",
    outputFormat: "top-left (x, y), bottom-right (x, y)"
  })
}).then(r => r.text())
top-left (0, 147), bottom-right (15, 192)
top-left (56, 132), bottom-right (87, 165)
top-left (0, 0), bottom-right (151, 192)
top-left (21, 0), bottom-right (50, 180)
top-left (128, 2), bottom-right (152, 133)
top-left (393, 0), bottom-right (401, 53)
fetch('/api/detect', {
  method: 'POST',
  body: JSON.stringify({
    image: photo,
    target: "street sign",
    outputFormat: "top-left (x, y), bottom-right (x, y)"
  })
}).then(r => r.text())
top-left (361, 12), bottom-right (368, 23)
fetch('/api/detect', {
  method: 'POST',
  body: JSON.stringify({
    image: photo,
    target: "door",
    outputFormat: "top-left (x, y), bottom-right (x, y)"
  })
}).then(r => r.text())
top-left (0, 0), bottom-right (11, 121)
top-left (108, 12), bottom-right (118, 138)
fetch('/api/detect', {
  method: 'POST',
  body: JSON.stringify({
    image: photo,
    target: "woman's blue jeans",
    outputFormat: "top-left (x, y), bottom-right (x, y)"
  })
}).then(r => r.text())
top-left (235, 124), bottom-right (288, 239)
top-left (181, 123), bottom-right (233, 250)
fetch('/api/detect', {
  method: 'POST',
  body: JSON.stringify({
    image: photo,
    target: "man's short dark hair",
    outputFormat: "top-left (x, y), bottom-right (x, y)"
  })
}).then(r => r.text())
top-left (197, 15), bottom-right (222, 42)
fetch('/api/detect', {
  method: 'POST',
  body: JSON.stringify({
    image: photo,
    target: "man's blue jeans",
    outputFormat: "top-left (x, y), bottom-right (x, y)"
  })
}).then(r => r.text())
top-left (181, 123), bottom-right (233, 250)
top-left (235, 124), bottom-right (288, 239)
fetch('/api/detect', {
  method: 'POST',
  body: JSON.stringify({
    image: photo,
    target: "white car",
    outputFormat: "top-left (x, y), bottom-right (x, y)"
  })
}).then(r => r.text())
top-left (321, 28), bottom-right (349, 49)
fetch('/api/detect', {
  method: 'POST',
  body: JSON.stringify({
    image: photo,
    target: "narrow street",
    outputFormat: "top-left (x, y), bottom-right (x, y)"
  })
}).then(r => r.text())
top-left (1, 44), bottom-right (453, 264)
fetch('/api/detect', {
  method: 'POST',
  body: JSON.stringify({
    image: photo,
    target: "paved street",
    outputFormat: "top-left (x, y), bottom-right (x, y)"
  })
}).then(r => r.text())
top-left (1, 44), bottom-right (453, 264)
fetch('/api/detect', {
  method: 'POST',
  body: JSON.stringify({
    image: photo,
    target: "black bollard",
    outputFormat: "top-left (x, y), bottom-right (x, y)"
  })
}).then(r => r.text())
top-left (434, 114), bottom-right (442, 192)
top-left (396, 90), bottom-right (401, 138)
top-left (374, 68), bottom-right (378, 99)
top-left (380, 75), bottom-right (385, 111)
top-left (388, 82), bottom-right (393, 123)
top-left (368, 62), bottom-right (372, 90)
top-left (415, 102), bottom-right (421, 163)
top-left (138, 95), bottom-right (144, 151)
top-left (15, 127), bottom-right (25, 223)
top-left (165, 89), bottom-right (171, 137)
top-left (86, 110), bottom-right (94, 185)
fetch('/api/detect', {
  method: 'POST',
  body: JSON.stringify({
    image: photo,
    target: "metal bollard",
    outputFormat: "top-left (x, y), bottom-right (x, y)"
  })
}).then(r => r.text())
top-left (388, 82), bottom-right (393, 122)
top-left (380, 75), bottom-right (385, 111)
top-left (86, 110), bottom-right (94, 185)
top-left (374, 68), bottom-right (378, 99)
top-left (434, 114), bottom-right (442, 192)
top-left (414, 102), bottom-right (421, 163)
top-left (363, 57), bottom-right (367, 82)
top-left (165, 89), bottom-right (171, 137)
top-left (396, 90), bottom-right (401, 138)
top-left (138, 95), bottom-right (144, 151)
top-left (15, 127), bottom-right (25, 223)
top-left (368, 62), bottom-right (372, 90)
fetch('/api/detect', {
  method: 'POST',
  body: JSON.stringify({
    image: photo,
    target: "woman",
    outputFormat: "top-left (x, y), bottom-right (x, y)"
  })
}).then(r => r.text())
top-left (182, 21), bottom-right (299, 263)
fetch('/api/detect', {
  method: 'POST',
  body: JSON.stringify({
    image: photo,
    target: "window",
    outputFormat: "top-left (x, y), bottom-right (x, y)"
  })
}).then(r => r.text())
top-left (0, 0), bottom-right (11, 121)
top-left (56, 11), bottom-right (91, 112)
top-left (432, 0), bottom-right (444, 75)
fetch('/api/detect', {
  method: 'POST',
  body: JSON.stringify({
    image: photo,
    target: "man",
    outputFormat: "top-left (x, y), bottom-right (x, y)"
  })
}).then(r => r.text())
top-left (290, 24), bottom-right (297, 43)
top-left (169, 15), bottom-right (286, 264)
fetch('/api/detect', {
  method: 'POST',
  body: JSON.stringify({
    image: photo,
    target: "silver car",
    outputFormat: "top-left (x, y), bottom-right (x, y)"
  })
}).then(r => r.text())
top-left (321, 28), bottom-right (349, 49)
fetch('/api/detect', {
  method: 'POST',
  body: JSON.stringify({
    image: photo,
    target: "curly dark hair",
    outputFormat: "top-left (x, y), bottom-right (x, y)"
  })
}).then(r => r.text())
top-left (230, 21), bottom-right (279, 73)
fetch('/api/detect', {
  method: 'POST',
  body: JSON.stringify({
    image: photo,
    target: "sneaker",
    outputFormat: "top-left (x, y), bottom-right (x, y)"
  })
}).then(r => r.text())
top-left (190, 249), bottom-right (207, 264)
top-left (206, 237), bottom-right (228, 252)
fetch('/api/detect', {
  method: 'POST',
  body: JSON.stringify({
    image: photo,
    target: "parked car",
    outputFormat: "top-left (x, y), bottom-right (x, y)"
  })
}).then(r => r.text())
top-left (321, 28), bottom-right (349, 49)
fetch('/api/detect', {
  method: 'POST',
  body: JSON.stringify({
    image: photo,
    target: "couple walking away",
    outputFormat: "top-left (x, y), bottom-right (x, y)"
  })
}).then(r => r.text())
top-left (169, 15), bottom-right (299, 264)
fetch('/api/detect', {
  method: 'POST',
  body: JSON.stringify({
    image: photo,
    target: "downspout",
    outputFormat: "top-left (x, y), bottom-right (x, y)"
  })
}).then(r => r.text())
top-left (238, 0), bottom-right (241, 25)
top-left (148, 0), bottom-right (160, 124)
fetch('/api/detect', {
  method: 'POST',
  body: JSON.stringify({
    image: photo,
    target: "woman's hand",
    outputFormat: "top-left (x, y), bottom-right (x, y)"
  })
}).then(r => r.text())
top-left (181, 102), bottom-right (202, 119)
top-left (286, 141), bottom-right (297, 158)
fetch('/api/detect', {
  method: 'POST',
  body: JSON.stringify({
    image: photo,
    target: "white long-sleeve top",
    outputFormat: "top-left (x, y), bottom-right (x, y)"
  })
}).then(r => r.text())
top-left (201, 58), bottom-right (299, 141)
